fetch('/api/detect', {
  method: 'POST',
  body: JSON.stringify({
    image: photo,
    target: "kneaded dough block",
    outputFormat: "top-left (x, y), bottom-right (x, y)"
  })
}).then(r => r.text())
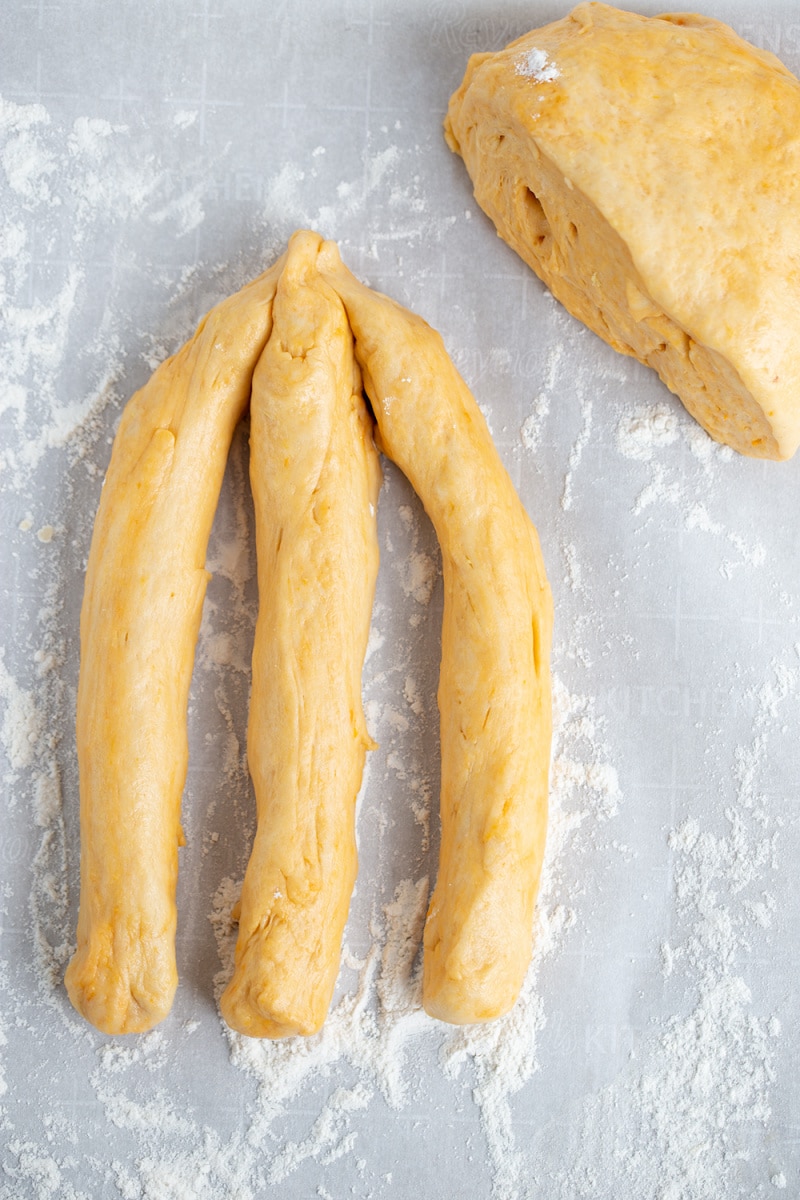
top-left (319, 242), bottom-right (553, 1024)
top-left (445, 2), bottom-right (800, 460)
top-left (65, 258), bottom-right (284, 1035)
top-left (220, 233), bottom-right (381, 1038)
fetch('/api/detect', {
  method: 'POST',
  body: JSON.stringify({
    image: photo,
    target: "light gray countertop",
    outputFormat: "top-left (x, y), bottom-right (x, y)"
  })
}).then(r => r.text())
top-left (1, 2), bottom-right (799, 1196)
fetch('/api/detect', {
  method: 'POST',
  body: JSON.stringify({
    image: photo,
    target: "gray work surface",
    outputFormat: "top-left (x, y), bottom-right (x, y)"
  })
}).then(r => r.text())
top-left (2, 2), bottom-right (799, 1197)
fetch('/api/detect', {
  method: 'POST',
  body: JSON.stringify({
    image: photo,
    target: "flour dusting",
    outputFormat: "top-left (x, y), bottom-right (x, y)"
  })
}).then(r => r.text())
top-left (617, 400), bottom-right (680, 461)
top-left (1, 13), bottom-right (796, 1194)
top-left (549, 656), bottom-right (794, 1200)
top-left (516, 47), bottom-right (561, 83)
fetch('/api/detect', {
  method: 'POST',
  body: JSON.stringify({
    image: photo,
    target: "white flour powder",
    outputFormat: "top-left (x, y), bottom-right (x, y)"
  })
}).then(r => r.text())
top-left (516, 48), bottom-right (561, 83)
top-left (549, 659), bottom-right (794, 1200)
top-left (1, 40), bottom-right (797, 1198)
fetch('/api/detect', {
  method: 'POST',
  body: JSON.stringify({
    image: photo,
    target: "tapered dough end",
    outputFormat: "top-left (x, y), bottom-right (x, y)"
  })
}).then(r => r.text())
top-left (64, 927), bottom-right (177, 1035)
top-left (220, 966), bottom-right (324, 1040)
top-left (422, 980), bottom-right (516, 1026)
top-left (422, 907), bottom-right (532, 1025)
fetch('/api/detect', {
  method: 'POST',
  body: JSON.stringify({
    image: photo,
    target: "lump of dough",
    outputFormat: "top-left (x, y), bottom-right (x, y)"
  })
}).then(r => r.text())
top-left (445, 1), bottom-right (800, 460)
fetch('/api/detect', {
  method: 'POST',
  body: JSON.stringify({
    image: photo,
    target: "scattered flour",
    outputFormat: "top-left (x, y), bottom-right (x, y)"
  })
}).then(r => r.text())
top-left (521, 392), bottom-right (550, 451)
top-left (0, 650), bottom-right (42, 776)
top-left (392, 500), bottom-right (440, 607)
top-left (520, 342), bottom-right (563, 453)
top-left (616, 400), bottom-right (680, 460)
top-left (0, 78), bottom-right (471, 1199)
top-left (615, 403), bottom-right (769, 573)
top-left (1, 34), bottom-right (796, 1198)
top-left (561, 380), bottom-right (592, 511)
top-left (516, 48), bottom-right (561, 83)
top-left (0, 98), bottom-right (55, 204)
top-left (188, 666), bottom-right (620, 1200)
top-left (550, 657), bottom-right (795, 1200)
top-left (562, 540), bottom-right (583, 593)
top-left (0, 90), bottom-right (220, 491)
top-left (172, 109), bottom-right (198, 131)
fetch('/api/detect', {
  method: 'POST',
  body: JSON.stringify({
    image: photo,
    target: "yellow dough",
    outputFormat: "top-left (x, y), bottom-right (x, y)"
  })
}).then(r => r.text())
top-left (318, 241), bottom-right (553, 1024)
top-left (445, 2), bottom-right (800, 459)
top-left (67, 228), bottom-right (552, 1036)
top-left (220, 233), bottom-right (381, 1038)
top-left (65, 258), bottom-right (284, 1034)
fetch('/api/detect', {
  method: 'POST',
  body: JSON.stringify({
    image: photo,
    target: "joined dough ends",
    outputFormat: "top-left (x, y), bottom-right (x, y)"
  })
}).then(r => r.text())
top-left (67, 230), bottom-right (554, 1037)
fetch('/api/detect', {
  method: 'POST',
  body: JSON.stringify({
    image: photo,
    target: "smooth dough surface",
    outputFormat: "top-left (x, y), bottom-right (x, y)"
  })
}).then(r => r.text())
top-left (65, 258), bottom-right (284, 1035)
top-left (445, 2), bottom-right (800, 460)
top-left (319, 241), bottom-right (553, 1024)
top-left (220, 232), bottom-right (381, 1038)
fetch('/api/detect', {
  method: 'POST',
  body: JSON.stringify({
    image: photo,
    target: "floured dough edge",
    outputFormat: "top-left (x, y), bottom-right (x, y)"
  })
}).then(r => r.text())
top-left (444, 10), bottom-right (793, 460)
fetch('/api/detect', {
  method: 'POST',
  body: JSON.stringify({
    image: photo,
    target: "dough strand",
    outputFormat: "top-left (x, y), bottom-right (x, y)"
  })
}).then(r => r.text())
top-left (318, 240), bottom-right (553, 1024)
top-left (65, 257), bottom-right (284, 1034)
top-left (220, 232), bottom-right (381, 1038)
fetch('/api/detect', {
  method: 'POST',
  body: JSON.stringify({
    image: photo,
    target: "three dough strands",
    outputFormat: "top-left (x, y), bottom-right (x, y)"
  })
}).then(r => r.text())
top-left (67, 230), bottom-right (553, 1036)
top-left (66, 0), bottom-right (800, 1037)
